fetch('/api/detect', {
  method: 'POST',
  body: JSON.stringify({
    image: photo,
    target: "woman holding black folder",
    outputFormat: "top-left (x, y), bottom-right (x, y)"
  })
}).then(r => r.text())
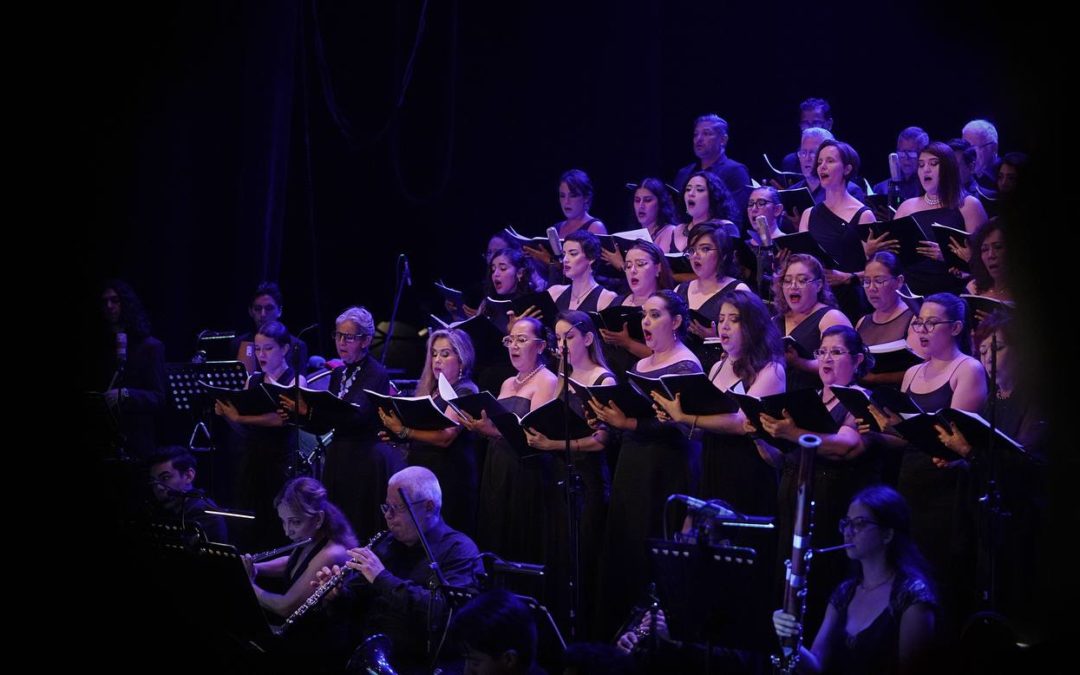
top-left (460, 317), bottom-right (559, 566)
top-left (861, 292), bottom-right (986, 634)
top-left (855, 252), bottom-right (916, 387)
top-left (214, 320), bottom-right (306, 549)
top-left (599, 240), bottom-right (675, 377)
top-left (546, 230), bottom-right (618, 312)
top-left (377, 328), bottom-right (480, 537)
top-left (589, 290), bottom-right (702, 635)
top-left (774, 253), bottom-right (852, 391)
top-left (964, 218), bottom-right (1012, 306)
top-left (651, 290), bottom-right (785, 518)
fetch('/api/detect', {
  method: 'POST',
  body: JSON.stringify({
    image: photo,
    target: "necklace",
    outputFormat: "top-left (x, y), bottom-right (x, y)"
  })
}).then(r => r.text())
top-left (338, 360), bottom-right (364, 398)
top-left (512, 364), bottom-right (545, 389)
top-left (571, 281), bottom-right (597, 306)
top-left (859, 573), bottom-right (895, 593)
top-left (923, 193), bottom-right (941, 207)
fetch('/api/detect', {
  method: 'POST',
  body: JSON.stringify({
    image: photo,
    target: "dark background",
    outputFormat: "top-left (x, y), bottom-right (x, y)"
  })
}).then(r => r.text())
top-left (83, 0), bottom-right (1067, 667)
top-left (89, 0), bottom-right (1045, 367)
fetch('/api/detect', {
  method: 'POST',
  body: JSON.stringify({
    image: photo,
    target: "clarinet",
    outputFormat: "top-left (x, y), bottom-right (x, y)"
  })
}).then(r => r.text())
top-left (248, 537), bottom-right (312, 563)
top-left (279, 530), bottom-right (391, 632)
top-left (773, 434), bottom-right (820, 674)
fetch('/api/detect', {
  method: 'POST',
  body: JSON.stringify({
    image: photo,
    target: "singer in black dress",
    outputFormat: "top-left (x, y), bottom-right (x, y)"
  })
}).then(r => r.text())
top-left (547, 230), bottom-right (618, 312)
top-left (590, 291), bottom-right (702, 635)
top-left (376, 328), bottom-right (481, 537)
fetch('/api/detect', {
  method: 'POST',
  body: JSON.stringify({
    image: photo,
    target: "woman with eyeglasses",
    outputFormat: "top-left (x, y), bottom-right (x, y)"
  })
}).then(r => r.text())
top-left (772, 485), bottom-right (938, 674)
top-left (753, 326), bottom-right (882, 632)
top-left (862, 293), bottom-right (986, 631)
top-left (855, 253), bottom-right (917, 387)
top-left (894, 141), bottom-right (987, 296)
top-left (214, 320), bottom-right (307, 549)
top-left (671, 171), bottom-right (739, 284)
top-left (546, 230), bottom-right (618, 313)
top-left (774, 254), bottom-right (853, 391)
top-left (460, 317), bottom-right (559, 565)
top-left (524, 311), bottom-right (616, 626)
top-left (376, 328), bottom-right (481, 537)
top-left (745, 186), bottom-right (789, 303)
top-left (589, 290), bottom-right (703, 634)
top-left (245, 476), bottom-right (358, 618)
top-left (282, 306), bottom-right (403, 540)
top-left (599, 240), bottom-right (676, 379)
top-left (651, 290), bottom-right (785, 518)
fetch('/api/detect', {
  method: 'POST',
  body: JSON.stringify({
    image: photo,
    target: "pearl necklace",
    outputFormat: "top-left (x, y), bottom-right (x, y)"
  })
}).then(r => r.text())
top-left (512, 364), bottom-right (545, 389)
top-left (923, 193), bottom-right (941, 207)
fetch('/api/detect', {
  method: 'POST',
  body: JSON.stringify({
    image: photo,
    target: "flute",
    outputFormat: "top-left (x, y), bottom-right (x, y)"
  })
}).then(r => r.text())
top-left (249, 537), bottom-right (313, 563)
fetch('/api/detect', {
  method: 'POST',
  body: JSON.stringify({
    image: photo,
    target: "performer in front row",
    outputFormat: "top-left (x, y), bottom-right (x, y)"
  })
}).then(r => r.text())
top-left (244, 477), bottom-right (355, 619)
top-left (772, 485), bottom-right (938, 674)
top-left (316, 466), bottom-right (483, 672)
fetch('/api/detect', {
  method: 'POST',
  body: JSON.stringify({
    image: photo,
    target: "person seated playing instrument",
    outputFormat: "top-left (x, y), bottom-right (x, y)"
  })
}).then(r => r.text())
top-left (772, 485), bottom-right (937, 674)
top-left (147, 445), bottom-right (228, 545)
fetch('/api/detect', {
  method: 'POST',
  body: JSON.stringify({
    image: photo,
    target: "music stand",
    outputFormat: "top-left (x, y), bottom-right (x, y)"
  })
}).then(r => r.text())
top-left (141, 523), bottom-right (277, 654)
top-left (647, 532), bottom-right (779, 655)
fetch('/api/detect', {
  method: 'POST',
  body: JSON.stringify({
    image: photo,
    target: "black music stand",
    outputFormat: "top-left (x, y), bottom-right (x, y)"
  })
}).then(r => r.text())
top-left (647, 533), bottom-right (779, 656)
top-left (142, 523), bottom-right (277, 654)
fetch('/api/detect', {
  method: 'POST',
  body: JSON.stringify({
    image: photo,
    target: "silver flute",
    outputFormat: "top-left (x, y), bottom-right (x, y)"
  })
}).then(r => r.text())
top-left (249, 537), bottom-right (312, 563)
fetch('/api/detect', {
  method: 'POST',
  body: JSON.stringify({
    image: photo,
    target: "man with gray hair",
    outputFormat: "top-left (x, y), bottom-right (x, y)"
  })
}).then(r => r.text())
top-left (318, 466), bottom-right (482, 669)
top-left (674, 113), bottom-right (752, 228)
top-left (962, 118), bottom-right (1001, 194)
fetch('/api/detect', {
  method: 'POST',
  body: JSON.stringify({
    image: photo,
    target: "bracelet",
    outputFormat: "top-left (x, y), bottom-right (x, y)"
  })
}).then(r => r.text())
top-left (396, 426), bottom-right (410, 440)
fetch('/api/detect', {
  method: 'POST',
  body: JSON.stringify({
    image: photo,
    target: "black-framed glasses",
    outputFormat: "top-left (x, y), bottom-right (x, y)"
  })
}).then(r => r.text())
top-left (910, 319), bottom-right (958, 334)
top-left (333, 331), bottom-right (368, 343)
top-left (838, 517), bottom-right (880, 534)
top-left (685, 245), bottom-right (717, 257)
top-left (747, 199), bottom-right (776, 209)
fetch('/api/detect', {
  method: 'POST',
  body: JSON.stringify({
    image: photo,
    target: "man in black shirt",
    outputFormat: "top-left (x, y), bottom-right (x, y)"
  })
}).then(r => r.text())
top-left (147, 445), bottom-right (229, 544)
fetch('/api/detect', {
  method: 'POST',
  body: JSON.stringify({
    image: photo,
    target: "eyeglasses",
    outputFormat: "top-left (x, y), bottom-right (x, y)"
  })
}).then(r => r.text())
top-left (896, 151), bottom-right (919, 160)
top-left (502, 335), bottom-right (544, 347)
top-left (624, 259), bottom-right (653, 271)
top-left (782, 276), bottom-right (819, 287)
top-left (379, 499), bottom-right (427, 517)
top-left (747, 199), bottom-right (776, 209)
top-left (909, 319), bottom-right (958, 333)
top-left (813, 348), bottom-right (851, 359)
top-left (796, 149), bottom-right (818, 158)
top-left (838, 517), bottom-right (880, 534)
top-left (685, 245), bottom-right (717, 257)
top-left (861, 276), bottom-right (896, 288)
top-left (333, 331), bottom-right (368, 343)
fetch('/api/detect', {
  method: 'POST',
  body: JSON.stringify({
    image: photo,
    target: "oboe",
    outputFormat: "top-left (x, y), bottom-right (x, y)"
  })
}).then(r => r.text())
top-left (249, 537), bottom-right (312, 563)
top-left (279, 530), bottom-right (391, 632)
top-left (773, 434), bottom-right (820, 674)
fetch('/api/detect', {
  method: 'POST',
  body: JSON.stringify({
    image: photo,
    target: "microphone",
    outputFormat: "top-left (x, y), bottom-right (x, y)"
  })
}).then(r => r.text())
top-left (754, 215), bottom-right (772, 247)
top-left (400, 254), bottom-right (412, 287)
top-left (670, 494), bottom-right (736, 519)
top-left (887, 152), bottom-right (902, 207)
top-left (546, 226), bottom-right (564, 260)
top-left (296, 323), bottom-right (319, 336)
top-left (491, 558), bottom-right (546, 577)
top-left (888, 152), bottom-right (901, 182)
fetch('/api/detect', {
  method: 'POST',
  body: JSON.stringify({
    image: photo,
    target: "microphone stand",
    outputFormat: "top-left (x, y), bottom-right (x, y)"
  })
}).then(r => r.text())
top-left (381, 255), bottom-right (409, 365)
top-left (559, 332), bottom-right (584, 641)
top-left (977, 333), bottom-right (1007, 611)
top-left (398, 487), bottom-right (450, 670)
top-left (291, 323), bottom-right (319, 478)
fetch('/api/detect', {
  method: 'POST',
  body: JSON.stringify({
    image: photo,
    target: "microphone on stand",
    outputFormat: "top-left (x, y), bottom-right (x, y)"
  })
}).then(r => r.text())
top-left (401, 254), bottom-right (413, 287)
top-left (887, 152), bottom-right (902, 208)
top-left (547, 226), bottom-right (564, 260)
